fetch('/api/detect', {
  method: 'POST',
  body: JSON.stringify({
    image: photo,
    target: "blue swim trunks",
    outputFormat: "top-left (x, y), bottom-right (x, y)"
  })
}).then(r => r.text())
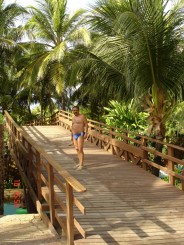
top-left (73, 132), bottom-right (85, 140)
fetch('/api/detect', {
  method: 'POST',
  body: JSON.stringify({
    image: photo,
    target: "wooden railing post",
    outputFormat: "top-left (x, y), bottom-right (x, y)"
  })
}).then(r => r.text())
top-left (66, 183), bottom-right (74, 245)
top-left (28, 143), bottom-right (33, 180)
top-left (57, 111), bottom-right (59, 125)
top-left (36, 152), bottom-right (42, 201)
top-left (67, 111), bottom-right (70, 121)
top-left (167, 146), bottom-right (174, 186)
top-left (142, 138), bottom-right (148, 170)
top-left (48, 164), bottom-right (55, 225)
top-left (109, 127), bottom-right (115, 155)
top-left (124, 132), bottom-right (128, 161)
top-left (89, 122), bottom-right (94, 143)
top-left (181, 170), bottom-right (184, 191)
top-left (26, 143), bottom-right (38, 213)
top-left (110, 127), bottom-right (115, 138)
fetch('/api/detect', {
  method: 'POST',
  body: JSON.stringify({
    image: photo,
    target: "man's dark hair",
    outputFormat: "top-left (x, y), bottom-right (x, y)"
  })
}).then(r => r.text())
top-left (72, 105), bottom-right (79, 110)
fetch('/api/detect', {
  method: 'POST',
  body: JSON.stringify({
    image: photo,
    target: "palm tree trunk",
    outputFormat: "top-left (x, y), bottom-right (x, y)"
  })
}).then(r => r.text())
top-left (0, 125), bottom-right (4, 215)
top-left (152, 121), bottom-right (166, 177)
top-left (61, 92), bottom-right (66, 110)
top-left (145, 93), bottom-right (166, 177)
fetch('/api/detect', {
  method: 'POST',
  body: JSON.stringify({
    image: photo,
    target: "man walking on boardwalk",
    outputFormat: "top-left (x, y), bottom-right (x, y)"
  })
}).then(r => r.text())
top-left (71, 105), bottom-right (88, 170)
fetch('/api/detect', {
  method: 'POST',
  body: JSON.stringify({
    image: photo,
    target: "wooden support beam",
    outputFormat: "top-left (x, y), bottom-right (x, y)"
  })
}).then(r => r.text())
top-left (66, 183), bottom-right (74, 245)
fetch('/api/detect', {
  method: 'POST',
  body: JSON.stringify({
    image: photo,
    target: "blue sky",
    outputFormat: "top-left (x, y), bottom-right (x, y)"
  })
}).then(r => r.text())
top-left (8, 0), bottom-right (94, 12)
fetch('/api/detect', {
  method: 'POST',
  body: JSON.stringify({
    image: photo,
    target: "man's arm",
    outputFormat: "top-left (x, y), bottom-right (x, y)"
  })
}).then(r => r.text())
top-left (71, 129), bottom-right (73, 141)
top-left (71, 119), bottom-right (73, 141)
top-left (83, 115), bottom-right (88, 139)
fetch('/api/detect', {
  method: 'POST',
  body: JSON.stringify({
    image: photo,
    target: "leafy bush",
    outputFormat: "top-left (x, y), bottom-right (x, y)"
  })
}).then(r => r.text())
top-left (103, 100), bottom-right (149, 133)
top-left (0, 113), bottom-right (4, 124)
top-left (166, 102), bottom-right (184, 140)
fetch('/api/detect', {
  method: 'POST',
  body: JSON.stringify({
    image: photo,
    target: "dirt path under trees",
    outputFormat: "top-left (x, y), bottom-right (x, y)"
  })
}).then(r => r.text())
top-left (0, 213), bottom-right (66, 244)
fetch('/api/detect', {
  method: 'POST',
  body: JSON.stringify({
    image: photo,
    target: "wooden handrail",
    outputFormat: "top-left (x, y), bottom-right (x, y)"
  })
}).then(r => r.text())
top-left (6, 108), bottom-right (184, 244)
top-left (4, 110), bottom-right (86, 245)
top-left (41, 153), bottom-right (86, 192)
top-left (54, 110), bottom-right (184, 191)
top-left (5, 111), bottom-right (85, 192)
top-left (23, 109), bottom-right (184, 192)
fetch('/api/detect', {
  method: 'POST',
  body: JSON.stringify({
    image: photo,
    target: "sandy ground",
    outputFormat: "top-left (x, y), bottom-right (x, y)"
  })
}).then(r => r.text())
top-left (0, 214), bottom-right (67, 245)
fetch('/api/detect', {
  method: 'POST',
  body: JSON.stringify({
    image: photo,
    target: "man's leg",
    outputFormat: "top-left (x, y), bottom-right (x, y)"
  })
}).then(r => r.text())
top-left (77, 137), bottom-right (84, 166)
top-left (73, 139), bottom-right (80, 166)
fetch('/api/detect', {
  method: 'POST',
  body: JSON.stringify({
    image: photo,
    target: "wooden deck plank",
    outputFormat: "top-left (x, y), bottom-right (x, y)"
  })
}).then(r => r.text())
top-left (23, 125), bottom-right (184, 245)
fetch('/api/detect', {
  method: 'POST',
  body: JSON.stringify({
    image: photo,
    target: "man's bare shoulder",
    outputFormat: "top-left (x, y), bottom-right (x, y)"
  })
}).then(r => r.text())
top-left (80, 113), bottom-right (87, 118)
top-left (81, 114), bottom-right (88, 121)
top-left (72, 114), bottom-right (87, 121)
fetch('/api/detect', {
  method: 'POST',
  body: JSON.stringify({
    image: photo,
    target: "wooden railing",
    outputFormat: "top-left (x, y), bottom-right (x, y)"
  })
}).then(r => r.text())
top-left (4, 111), bottom-right (86, 245)
top-left (7, 108), bottom-right (184, 242)
top-left (28, 109), bottom-right (184, 191)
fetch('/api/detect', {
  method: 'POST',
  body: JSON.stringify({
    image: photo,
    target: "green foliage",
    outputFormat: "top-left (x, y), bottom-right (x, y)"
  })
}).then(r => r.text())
top-left (165, 102), bottom-right (184, 140)
top-left (73, 0), bottom-right (184, 139)
top-left (4, 179), bottom-right (23, 189)
top-left (11, 111), bottom-right (35, 125)
top-left (160, 164), bottom-right (183, 190)
top-left (103, 100), bottom-right (149, 133)
top-left (0, 1), bottom-right (27, 115)
top-left (18, 0), bottom-right (90, 115)
top-left (162, 176), bottom-right (169, 183)
top-left (76, 107), bottom-right (92, 120)
top-left (31, 103), bottom-right (58, 118)
top-left (174, 164), bottom-right (183, 190)
top-left (86, 0), bottom-right (184, 100)
top-left (175, 164), bottom-right (184, 174)
top-left (0, 113), bottom-right (4, 124)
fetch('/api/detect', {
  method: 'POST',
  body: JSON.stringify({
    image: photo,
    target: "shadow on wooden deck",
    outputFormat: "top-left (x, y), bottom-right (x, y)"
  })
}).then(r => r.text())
top-left (23, 125), bottom-right (184, 245)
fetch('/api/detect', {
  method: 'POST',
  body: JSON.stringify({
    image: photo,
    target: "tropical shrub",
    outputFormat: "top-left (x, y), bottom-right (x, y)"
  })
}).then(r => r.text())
top-left (0, 114), bottom-right (4, 124)
top-left (165, 102), bottom-right (184, 141)
top-left (103, 100), bottom-right (149, 133)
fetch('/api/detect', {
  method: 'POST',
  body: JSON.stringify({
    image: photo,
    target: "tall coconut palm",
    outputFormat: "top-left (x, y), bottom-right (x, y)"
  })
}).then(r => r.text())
top-left (68, 0), bottom-right (184, 176)
top-left (0, 0), bottom-right (27, 114)
top-left (0, 1), bottom-right (24, 214)
top-left (73, 0), bottom-right (184, 141)
top-left (0, 0), bottom-right (26, 45)
top-left (19, 0), bottom-right (90, 112)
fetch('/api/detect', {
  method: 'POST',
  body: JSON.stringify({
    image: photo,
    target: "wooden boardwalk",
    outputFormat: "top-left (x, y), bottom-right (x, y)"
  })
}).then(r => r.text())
top-left (23, 125), bottom-right (184, 245)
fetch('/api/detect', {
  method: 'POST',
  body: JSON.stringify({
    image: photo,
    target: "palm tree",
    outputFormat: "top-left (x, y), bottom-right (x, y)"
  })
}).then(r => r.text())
top-left (0, 1), bottom-right (27, 213)
top-left (68, 0), bottom-right (184, 176)
top-left (0, 0), bottom-right (26, 44)
top-left (74, 0), bottom-right (184, 141)
top-left (0, 0), bottom-right (27, 114)
top-left (19, 0), bottom-right (90, 112)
